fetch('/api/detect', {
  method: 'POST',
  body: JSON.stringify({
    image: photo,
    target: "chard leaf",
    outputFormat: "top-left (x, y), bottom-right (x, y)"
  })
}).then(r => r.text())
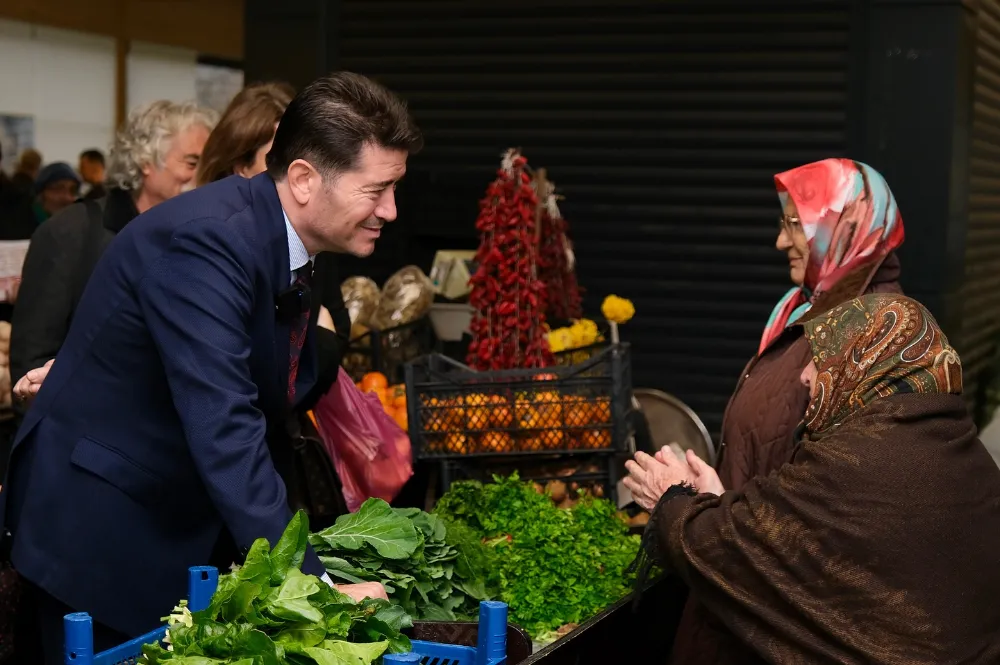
top-left (324, 610), bottom-right (353, 639)
top-left (274, 622), bottom-right (327, 648)
top-left (312, 499), bottom-right (419, 560)
top-left (307, 640), bottom-right (388, 665)
top-left (221, 581), bottom-right (261, 623)
top-left (318, 557), bottom-right (369, 584)
top-left (270, 510), bottom-right (309, 584)
top-left (238, 539), bottom-right (272, 587)
top-left (262, 569), bottom-right (324, 624)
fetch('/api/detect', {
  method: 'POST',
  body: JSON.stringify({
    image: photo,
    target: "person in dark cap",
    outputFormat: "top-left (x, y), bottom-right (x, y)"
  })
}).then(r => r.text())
top-left (32, 162), bottom-right (79, 224)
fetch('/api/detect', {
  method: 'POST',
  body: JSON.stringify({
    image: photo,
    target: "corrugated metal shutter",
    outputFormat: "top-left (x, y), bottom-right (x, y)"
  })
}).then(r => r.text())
top-left (334, 0), bottom-right (851, 436)
top-left (965, 0), bottom-right (1000, 411)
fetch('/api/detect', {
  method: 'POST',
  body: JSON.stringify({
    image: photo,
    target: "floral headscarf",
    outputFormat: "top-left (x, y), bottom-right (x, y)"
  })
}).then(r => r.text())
top-left (801, 294), bottom-right (962, 437)
top-left (759, 158), bottom-right (905, 354)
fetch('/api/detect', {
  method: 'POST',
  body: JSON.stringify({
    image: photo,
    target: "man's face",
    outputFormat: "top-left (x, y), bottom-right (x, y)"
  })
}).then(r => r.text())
top-left (40, 179), bottom-right (79, 215)
top-left (306, 144), bottom-right (407, 256)
top-left (141, 124), bottom-right (211, 205)
top-left (79, 158), bottom-right (105, 185)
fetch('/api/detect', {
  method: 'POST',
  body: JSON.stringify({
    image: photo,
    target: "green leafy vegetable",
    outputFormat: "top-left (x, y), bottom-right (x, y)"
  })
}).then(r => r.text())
top-left (433, 474), bottom-right (641, 638)
top-left (310, 499), bottom-right (497, 622)
top-left (140, 511), bottom-right (410, 665)
top-left (310, 499), bottom-right (420, 559)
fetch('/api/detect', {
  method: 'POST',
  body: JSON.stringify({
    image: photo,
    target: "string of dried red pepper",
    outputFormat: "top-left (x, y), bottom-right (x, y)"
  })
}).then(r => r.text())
top-left (466, 149), bottom-right (554, 370)
top-left (534, 169), bottom-right (583, 321)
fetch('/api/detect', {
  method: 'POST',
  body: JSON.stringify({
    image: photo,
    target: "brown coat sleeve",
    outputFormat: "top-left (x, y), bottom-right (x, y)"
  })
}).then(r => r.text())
top-left (646, 412), bottom-right (956, 665)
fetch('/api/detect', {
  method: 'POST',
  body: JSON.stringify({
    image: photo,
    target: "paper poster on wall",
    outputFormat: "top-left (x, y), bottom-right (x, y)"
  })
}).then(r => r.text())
top-left (0, 114), bottom-right (35, 176)
top-left (0, 240), bottom-right (30, 303)
top-left (195, 63), bottom-right (245, 114)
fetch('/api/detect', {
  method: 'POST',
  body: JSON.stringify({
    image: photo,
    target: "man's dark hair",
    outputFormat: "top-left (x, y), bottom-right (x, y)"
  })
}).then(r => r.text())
top-left (266, 71), bottom-right (422, 179)
top-left (80, 149), bottom-right (105, 166)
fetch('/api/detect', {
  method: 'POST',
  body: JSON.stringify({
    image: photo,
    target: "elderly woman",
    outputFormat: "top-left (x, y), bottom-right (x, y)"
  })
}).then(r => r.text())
top-left (667, 159), bottom-right (908, 665)
top-left (626, 293), bottom-right (1000, 664)
top-left (10, 100), bottom-right (217, 403)
top-left (719, 158), bottom-right (905, 491)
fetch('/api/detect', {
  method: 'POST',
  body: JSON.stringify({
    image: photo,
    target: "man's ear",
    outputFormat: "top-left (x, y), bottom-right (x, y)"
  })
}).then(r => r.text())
top-left (285, 159), bottom-right (318, 206)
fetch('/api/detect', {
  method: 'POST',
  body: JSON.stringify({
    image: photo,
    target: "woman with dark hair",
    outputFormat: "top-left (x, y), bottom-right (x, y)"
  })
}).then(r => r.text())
top-left (196, 82), bottom-right (295, 186)
top-left (626, 293), bottom-right (1000, 664)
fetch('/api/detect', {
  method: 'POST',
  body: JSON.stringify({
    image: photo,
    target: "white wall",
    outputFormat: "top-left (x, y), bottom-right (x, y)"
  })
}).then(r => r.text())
top-left (0, 18), bottom-right (115, 169)
top-left (0, 22), bottom-right (204, 176)
top-left (126, 41), bottom-right (198, 110)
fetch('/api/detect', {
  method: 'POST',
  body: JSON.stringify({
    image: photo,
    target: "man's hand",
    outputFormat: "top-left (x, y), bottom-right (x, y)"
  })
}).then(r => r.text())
top-left (624, 449), bottom-right (694, 512)
top-left (13, 358), bottom-right (54, 405)
top-left (334, 582), bottom-right (389, 602)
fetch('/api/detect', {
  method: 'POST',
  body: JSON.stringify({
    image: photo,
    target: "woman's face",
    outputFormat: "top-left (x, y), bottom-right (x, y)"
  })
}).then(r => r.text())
top-left (776, 197), bottom-right (810, 286)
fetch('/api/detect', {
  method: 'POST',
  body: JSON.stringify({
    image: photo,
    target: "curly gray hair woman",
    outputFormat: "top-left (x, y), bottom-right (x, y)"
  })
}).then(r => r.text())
top-left (10, 99), bottom-right (216, 409)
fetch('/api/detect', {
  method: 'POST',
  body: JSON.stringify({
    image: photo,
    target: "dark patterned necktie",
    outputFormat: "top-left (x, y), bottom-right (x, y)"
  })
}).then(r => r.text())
top-left (287, 265), bottom-right (312, 404)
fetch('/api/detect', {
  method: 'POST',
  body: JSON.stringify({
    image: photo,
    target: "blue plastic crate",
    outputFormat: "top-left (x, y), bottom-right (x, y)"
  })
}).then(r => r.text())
top-left (64, 568), bottom-right (508, 665)
top-left (63, 566), bottom-right (219, 665)
top-left (384, 600), bottom-right (508, 665)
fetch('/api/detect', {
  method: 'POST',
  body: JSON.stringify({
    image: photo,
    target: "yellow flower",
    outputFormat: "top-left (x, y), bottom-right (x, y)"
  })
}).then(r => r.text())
top-left (547, 328), bottom-right (574, 353)
top-left (569, 318), bottom-right (600, 347)
top-left (602, 295), bottom-right (635, 324)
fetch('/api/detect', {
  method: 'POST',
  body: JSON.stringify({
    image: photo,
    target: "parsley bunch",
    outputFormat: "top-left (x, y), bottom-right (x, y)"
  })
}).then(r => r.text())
top-left (434, 474), bottom-right (640, 638)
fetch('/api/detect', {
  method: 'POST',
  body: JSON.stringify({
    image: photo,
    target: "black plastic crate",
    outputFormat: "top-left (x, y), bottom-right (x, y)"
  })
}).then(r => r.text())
top-left (438, 454), bottom-right (619, 505)
top-left (404, 345), bottom-right (632, 459)
top-left (342, 317), bottom-right (438, 384)
top-left (553, 342), bottom-right (607, 368)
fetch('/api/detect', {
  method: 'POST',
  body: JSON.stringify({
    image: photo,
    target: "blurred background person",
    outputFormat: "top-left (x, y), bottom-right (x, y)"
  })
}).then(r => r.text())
top-left (0, 144), bottom-right (34, 242)
top-left (8, 100), bottom-right (217, 418)
top-left (31, 162), bottom-right (79, 224)
top-left (78, 148), bottom-right (106, 201)
top-left (195, 81), bottom-right (294, 185)
top-left (9, 149), bottom-right (41, 197)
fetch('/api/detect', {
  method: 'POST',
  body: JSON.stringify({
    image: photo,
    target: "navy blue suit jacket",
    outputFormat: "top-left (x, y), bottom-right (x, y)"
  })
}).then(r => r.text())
top-left (1, 174), bottom-right (326, 636)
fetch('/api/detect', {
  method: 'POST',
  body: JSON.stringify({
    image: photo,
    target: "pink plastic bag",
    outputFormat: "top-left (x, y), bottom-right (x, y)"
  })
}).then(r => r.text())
top-left (312, 367), bottom-right (413, 511)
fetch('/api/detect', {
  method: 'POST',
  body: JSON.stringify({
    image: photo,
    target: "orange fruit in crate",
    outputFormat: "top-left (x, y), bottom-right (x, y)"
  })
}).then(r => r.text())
top-left (563, 396), bottom-right (591, 429)
top-left (490, 403), bottom-right (514, 428)
top-left (481, 431), bottom-right (514, 453)
top-left (533, 373), bottom-right (558, 382)
top-left (390, 385), bottom-right (407, 409)
top-left (391, 407), bottom-right (408, 432)
top-left (518, 435), bottom-right (544, 452)
top-left (590, 398), bottom-right (612, 424)
top-left (464, 393), bottom-right (490, 407)
top-left (515, 402), bottom-right (542, 429)
top-left (467, 406), bottom-right (490, 431)
top-left (582, 430), bottom-right (613, 449)
top-left (540, 429), bottom-right (566, 450)
top-left (360, 372), bottom-right (389, 393)
top-left (444, 432), bottom-right (469, 454)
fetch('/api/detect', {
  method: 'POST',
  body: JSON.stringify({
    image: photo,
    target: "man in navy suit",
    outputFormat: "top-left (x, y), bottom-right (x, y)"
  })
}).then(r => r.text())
top-left (2, 71), bottom-right (422, 662)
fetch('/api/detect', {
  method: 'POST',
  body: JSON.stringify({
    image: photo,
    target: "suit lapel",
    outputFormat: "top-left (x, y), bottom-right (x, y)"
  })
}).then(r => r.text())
top-left (248, 174), bottom-right (293, 414)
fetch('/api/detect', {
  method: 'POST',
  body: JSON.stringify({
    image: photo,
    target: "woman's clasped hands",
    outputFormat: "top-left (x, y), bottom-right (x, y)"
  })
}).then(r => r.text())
top-left (624, 446), bottom-right (725, 512)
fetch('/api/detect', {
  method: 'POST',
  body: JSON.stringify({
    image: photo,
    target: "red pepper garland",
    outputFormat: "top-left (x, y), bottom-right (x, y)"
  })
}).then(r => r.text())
top-left (533, 168), bottom-right (583, 321)
top-left (467, 149), bottom-right (554, 371)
